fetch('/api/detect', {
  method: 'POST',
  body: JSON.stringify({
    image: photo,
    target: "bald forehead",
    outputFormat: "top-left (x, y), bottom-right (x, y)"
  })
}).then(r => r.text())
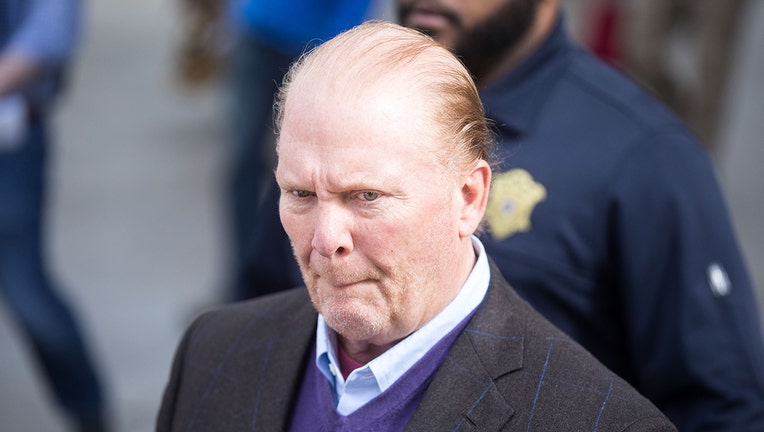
top-left (289, 33), bottom-right (445, 103)
top-left (282, 69), bottom-right (441, 155)
top-left (292, 60), bottom-right (429, 115)
top-left (276, 22), bottom-right (488, 171)
top-left (282, 27), bottom-right (451, 144)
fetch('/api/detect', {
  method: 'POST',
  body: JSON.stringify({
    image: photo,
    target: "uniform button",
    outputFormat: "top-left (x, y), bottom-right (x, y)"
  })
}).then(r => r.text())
top-left (707, 263), bottom-right (732, 297)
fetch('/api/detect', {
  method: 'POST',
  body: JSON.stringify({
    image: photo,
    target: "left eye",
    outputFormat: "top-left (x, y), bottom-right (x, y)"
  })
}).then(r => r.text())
top-left (360, 191), bottom-right (380, 201)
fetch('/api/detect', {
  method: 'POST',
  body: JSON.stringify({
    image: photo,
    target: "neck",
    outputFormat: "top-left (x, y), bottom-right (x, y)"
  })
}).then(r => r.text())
top-left (477, 1), bottom-right (559, 87)
top-left (338, 337), bottom-right (394, 365)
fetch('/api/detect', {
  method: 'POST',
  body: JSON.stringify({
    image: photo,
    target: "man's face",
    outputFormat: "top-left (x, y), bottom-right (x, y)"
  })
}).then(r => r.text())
top-left (276, 81), bottom-right (467, 348)
top-left (398, 0), bottom-right (539, 77)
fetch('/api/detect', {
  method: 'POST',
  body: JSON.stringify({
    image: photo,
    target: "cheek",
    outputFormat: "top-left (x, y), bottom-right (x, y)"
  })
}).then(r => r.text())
top-left (355, 213), bottom-right (412, 256)
top-left (361, 200), bottom-right (453, 261)
top-left (280, 211), bottom-right (313, 254)
top-left (413, 197), bottom-right (461, 256)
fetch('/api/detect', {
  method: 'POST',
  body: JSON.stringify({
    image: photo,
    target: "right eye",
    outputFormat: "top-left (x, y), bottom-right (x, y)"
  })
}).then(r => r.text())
top-left (291, 190), bottom-right (313, 198)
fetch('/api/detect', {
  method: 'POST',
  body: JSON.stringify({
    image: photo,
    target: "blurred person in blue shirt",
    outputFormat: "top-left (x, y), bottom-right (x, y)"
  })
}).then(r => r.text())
top-left (224, 0), bottom-right (374, 301)
top-left (0, 1), bottom-right (107, 431)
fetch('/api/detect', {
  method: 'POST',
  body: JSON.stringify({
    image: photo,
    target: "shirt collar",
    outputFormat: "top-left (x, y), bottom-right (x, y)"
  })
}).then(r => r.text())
top-left (479, 13), bottom-right (572, 138)
top-left (315, 236), bottom-right (490, 412)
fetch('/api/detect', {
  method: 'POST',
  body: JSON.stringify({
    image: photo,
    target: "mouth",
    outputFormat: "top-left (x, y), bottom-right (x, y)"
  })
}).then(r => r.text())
top-left (404, 8), bottom-right (452, 33)
top-left (400, 3), bottom-right (459, 37)
top-left (308, 257), bottom-right (382, 291)
top-left (323, 278), bottom-right (376, 290)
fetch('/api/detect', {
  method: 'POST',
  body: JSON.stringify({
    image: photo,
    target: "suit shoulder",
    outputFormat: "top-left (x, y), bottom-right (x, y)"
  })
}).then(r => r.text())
top-left (185, 288), bottom-right (314, 344)
top-left (485, 265), bottom-right (676, 429)
top-left (202, 287), bottom-right (310, 319)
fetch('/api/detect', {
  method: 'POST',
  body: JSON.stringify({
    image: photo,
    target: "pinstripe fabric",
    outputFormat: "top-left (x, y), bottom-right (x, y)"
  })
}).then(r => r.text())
top-left (157, 260), bottom-right (676, 431)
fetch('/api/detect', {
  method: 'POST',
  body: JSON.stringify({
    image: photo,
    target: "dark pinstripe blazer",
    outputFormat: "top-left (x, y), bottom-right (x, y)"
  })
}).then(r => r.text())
top-left (157, 261), bottom-right (676, 431)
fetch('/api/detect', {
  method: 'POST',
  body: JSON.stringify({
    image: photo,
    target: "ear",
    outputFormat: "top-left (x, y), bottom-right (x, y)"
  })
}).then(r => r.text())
top-left (458, 160), bottom-right (491, 238)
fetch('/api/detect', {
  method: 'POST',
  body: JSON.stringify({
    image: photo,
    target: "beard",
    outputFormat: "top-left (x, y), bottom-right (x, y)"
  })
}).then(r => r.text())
top-left (455, 0), bottom-right (539, 80)
top-left (399, 0), bottom-right (540, 82)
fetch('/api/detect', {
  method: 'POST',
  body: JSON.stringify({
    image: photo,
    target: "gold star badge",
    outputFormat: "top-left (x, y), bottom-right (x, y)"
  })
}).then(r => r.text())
top-left (486, 169), bottom-right (547, 240)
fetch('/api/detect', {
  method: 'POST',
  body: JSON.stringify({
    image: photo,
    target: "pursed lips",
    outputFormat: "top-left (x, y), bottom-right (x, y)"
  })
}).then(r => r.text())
top-left (319, 277), bottom-right (376, 290)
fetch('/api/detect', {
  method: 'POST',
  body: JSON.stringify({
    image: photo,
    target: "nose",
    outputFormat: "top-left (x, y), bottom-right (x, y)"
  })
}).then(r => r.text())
top-left (311, 203), bottom-right (353, 258)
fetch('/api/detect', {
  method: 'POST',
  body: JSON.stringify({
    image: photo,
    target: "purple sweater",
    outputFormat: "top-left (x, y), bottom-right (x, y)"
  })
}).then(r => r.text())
top-left (288, 316), bottom-right (472, 432)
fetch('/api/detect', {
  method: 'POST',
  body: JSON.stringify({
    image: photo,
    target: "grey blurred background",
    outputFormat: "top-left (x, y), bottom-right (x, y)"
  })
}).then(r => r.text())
top-left (0, 0), bottom-right (761, 431)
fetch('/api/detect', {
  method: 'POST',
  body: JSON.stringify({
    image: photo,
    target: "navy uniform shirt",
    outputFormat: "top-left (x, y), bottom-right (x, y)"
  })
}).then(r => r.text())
top-left (478, 16), bottom-right (764, 431)
top-left (242, 15), bottom-right (764, 432)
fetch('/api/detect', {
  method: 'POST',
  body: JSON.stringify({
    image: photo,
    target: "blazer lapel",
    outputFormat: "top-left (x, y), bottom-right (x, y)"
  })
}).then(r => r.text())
top-left (406, 262), bottom-right (525, 431)
top-left (250, 290), bottom-right (318, 430)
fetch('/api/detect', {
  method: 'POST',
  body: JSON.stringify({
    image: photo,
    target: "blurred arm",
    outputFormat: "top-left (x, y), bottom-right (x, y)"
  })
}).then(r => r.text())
top-left (0, 0), bottom-right (81, 96)
top-left (612, 130), bottom-right (764, 430)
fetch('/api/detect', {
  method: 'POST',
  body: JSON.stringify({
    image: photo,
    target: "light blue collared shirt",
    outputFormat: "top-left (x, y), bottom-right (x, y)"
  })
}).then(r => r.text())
top-left (315, 236), bottom-right (490, 415)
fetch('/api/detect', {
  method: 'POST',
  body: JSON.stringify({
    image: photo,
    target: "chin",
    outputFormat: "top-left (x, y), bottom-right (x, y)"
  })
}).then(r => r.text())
top-left (322, 303), bottom-right (385, 341)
